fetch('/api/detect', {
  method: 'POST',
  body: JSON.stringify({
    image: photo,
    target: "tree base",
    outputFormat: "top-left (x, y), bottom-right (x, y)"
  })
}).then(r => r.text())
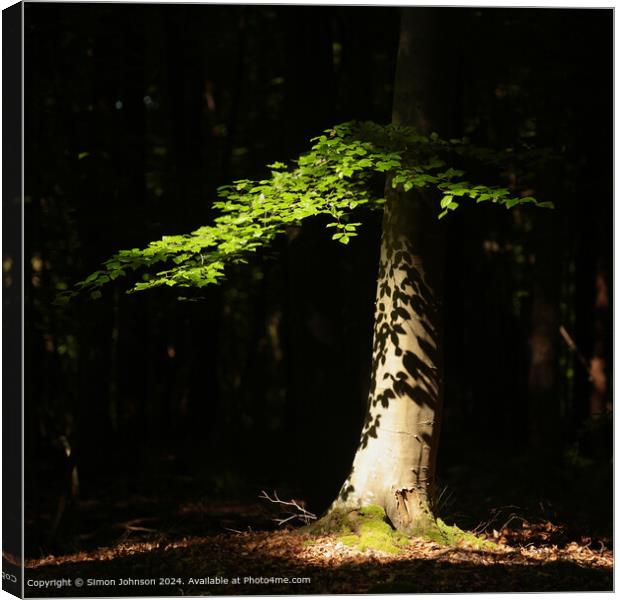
top-left (303, 504), bottom-right (496, 554)
top-left (304, 505), bottom-right (409, 554)
top-left (391, 487), bottom-right (436, 534)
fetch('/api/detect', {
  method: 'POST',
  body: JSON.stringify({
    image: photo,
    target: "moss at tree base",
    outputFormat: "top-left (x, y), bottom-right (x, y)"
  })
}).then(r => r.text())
top-left (420, 518), bottom-right (497, 550)
top-left (303, 505), bottom-right (495, 554)
top-left (305, 504), bottom-right (408, 554)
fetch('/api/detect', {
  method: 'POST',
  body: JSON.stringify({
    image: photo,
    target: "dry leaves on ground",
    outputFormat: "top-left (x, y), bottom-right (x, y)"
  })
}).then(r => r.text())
top-left (25, 524), bottom-right (612, 596)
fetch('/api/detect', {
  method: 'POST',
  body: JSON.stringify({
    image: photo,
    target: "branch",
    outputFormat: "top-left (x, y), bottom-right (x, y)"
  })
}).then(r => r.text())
top-left (258, 490), bottom-right (317, 526)
top-left (559, 325), bottom-right (592, 380)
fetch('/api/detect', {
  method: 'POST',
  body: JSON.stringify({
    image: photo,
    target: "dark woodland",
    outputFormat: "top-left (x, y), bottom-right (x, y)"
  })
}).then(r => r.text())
top-left (15, 4), bottom-right (612, 595)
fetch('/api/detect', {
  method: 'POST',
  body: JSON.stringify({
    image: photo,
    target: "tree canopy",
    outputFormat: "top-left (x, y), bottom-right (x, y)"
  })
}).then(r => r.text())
top-left (64, 121), bottom-right (552, 301)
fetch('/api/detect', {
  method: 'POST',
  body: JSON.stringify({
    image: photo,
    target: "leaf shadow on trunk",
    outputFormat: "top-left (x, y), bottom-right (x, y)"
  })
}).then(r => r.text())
top-left (360, 234), bottom-right (440, 448)
top-left (337, 222), bottom-right (442, 504)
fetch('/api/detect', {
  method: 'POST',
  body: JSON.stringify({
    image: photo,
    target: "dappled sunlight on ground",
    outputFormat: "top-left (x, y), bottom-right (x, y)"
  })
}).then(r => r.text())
top-left (25, 525), bottom-right (612, 596)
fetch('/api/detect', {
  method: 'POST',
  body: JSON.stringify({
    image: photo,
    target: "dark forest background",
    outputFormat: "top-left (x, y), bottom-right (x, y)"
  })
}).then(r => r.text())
top-left (21, 4), bottom-right (612, 558)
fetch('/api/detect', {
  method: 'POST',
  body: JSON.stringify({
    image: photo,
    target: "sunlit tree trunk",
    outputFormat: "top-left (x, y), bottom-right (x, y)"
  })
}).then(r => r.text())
top-left (330, 8), bottom-right (451, 532)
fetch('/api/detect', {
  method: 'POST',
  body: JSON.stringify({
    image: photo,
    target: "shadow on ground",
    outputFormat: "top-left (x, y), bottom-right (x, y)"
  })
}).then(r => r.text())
top-left (24, 528), bottom-right (612, 596)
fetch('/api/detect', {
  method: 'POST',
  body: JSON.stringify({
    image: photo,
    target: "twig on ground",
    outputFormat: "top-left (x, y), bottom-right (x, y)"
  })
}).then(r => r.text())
top-left (259, 490), bottom-right (317, 526)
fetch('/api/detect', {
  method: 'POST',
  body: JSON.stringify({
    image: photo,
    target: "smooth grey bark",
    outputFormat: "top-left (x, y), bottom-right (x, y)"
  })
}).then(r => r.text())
top-left (330, 9), bottom-right (451, 532)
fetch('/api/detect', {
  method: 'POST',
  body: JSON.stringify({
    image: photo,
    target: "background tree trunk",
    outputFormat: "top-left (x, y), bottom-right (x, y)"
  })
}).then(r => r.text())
top-left (589, 264), bottom-right (610, 419)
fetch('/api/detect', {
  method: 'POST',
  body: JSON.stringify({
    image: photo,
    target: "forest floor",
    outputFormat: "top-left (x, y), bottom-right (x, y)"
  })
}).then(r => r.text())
top-left (21, 448), bottom-right (613, 596)
top-left (23, 481), bottom-right (613, 596)
top-left (23, 522), bottom-right (613, 596)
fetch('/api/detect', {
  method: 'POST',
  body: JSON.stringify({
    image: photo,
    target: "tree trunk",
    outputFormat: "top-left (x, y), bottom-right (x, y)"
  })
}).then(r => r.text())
top-left (589, 263), bottom-right (610, 419)
top-left (329, 8), bottom-right (451, 532)
top-left (331, 188), bottom-right (444, 532)
top-left (527, 287), bottom-right (558, 454)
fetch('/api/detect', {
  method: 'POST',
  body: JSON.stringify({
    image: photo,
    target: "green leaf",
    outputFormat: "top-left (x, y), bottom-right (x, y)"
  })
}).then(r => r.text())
top-left (440, 195), bottom-right (453, 209)
top-left (109, 269), bottom-right (126, 280)
top-left (90, 290), bottom-right (102, 300)
top-left (85, 271), bottom-right (100, 283)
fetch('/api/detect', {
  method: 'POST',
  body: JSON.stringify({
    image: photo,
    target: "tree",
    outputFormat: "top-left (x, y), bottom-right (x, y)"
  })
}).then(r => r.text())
top-left (63, 8), bottom-right (550, 534)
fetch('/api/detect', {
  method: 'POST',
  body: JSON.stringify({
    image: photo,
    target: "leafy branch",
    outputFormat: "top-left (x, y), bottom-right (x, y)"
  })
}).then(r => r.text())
top-left (60, 121), bottom-right (553, 303)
